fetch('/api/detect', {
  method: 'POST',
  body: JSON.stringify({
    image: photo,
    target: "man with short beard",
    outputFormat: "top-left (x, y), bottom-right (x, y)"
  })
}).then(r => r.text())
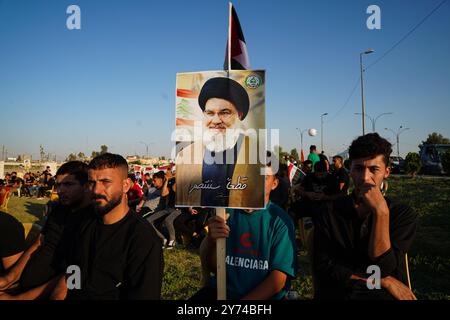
top-left (53, 153), bottom-right (163, 300)
top-left (313, 133), bottom-right (417, 300)
top-left (0, 161), bottom-right (94, 299)
top-left (176, 77), bottom-right (264, 208)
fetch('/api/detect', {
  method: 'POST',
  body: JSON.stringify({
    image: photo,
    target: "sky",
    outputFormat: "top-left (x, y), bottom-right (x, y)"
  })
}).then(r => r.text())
top-left (1, 0), bottom-right (449, 160)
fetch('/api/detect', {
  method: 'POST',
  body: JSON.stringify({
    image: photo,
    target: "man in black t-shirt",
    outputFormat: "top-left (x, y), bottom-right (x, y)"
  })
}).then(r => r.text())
top-left (0, 213), bottom-right (24, 276)
top-left (313, 133), bottom-right (417, 300)
top-left (53, 153), bottom-right (163, 300)
top-left (329, 155), bottom-right (350, 195)
top-left (36, 167), bottom-right (54, 198)
top-left (290, 160), bottom-right (331, 220)
top-left (43, 167), bottom-right (52, 182)
top-left (0, 161), bottom-right (93, 299)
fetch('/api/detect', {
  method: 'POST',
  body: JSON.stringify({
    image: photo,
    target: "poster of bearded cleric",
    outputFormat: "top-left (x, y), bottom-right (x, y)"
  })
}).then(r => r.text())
top-left (174, 70), bottom-right (265, 209)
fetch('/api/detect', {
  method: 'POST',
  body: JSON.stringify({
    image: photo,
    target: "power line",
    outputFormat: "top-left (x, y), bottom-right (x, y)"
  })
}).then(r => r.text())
top-left (365, 0), bottom-right (448, 71)
top-left (326, 0), bottom-right (448, 124)
top-left (326, 76), bottom-right (360, 123)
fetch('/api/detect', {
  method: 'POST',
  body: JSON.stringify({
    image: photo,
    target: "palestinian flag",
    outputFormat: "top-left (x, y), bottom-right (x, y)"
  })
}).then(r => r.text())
top-left (224, 3), bottom-right (250, 70)
top-left (287, 160), bottom-right (307, 186)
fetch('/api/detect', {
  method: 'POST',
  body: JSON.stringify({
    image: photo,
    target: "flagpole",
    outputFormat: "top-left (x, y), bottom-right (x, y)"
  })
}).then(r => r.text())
top-left (227, 2), bottom-right (232, 73)
top-left (215, 3), bottom-right (232, 301)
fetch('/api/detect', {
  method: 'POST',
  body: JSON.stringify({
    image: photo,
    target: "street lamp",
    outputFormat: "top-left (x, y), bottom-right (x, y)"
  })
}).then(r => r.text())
top-left (320, 113), bottom-right (328, 152)
top-left (139, 141), bottom-right (153, 158)
top-left (360, 48), bottom-right (375, 135)
top-left (385, 126), bottom-right (410, 158)
top-left (295, 128), bottom-right (308, 156)
top-left (354, 112), bottom-right (393, 132)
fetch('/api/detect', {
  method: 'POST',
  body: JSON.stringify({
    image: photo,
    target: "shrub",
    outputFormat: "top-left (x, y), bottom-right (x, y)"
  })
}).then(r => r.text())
top-left (441, 149), bottom-right (450, 175)
top-left (405, 152), bottom-right (422, 177)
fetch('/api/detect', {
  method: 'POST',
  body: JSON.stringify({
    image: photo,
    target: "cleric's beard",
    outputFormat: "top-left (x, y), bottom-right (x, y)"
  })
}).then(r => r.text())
top-left (203, 121), bottom-right (243, 153)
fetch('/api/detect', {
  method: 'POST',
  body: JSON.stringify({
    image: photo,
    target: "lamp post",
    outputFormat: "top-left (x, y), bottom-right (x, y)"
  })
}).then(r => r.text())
top-left (295, 128), bottom-right (308, 156)
top-left (360, 48), bottom-right (375, 135)
top-left (354, 112), bottom-right (393, 132)
top-left (321, 113), bottom-right (328, 152)
top-left (385, 126), bottom-right (410, 158)
top-left (139, 141), bottom-right (153, 158)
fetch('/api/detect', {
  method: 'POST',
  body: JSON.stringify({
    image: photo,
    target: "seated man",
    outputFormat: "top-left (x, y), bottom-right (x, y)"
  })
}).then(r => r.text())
top-left (313, 133), bottom-right (417, 300)
top-left (52, 153), bottom-right (163, 300)
top-left (290, 160), bottom-right (332, 222)
top-left (193, 160), bottom-right (297, 300)
top-left (145, 170), bottom-right (180, 249)
top-left (0, 212), bottom-right (25, 284)
top-left (141, 173), bottom-right (152, 197)
top-left (302, 160), bottom-right (313, 174)
top-left (136, 177), bottom-right (161, 217)
top-left (127, 173), bottom-right (144, 208)
top-left (174, 207), bottom-right (211, 248)
top-left (0, 161), bottom-right (94, 296)
top-left (37, 167), bottom-right (54, 198)
top-left (329, 155), bottom-right (350, 196)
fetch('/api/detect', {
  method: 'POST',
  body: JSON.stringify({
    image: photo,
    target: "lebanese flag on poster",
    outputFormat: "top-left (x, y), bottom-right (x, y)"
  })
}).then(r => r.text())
top-left (223, 3), bottom-right (250, 70)
top-left (287, 160), bottom-right (307, 186)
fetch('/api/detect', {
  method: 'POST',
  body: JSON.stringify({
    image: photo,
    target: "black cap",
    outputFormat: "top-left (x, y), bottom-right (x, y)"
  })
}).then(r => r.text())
top-left (198, 77), bottom-right (250, 119)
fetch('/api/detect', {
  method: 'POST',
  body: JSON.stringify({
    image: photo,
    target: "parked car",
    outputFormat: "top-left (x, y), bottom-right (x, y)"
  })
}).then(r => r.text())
top-left (419, 144), bottom-right (450, 175)
top-left (389, 156), bottom-right (405, 174)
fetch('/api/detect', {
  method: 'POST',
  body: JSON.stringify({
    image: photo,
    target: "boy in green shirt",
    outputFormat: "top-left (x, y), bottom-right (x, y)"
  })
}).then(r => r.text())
top-left (193, 162), bottom-right (297, 300)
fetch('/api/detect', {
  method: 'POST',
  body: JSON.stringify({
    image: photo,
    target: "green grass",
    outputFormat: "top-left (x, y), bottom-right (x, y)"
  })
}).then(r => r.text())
top-left (2, 196), bottom-right (47, 225)
top-left (388, 176), bottom-right (450, 300)
top-left (162, 249), bottom-right (203, 299)
top-left (3, 176), bottom-right (450, 300)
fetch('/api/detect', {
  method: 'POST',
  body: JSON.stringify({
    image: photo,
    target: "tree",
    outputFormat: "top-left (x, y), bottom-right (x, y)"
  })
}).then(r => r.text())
top-left (100, 145), bottom-right (108, 155)
top-left (66, 153), bottom-right (77, 162)
top-left (290, 148), bottom-right (299, 163)
top-left (91, 145), bottom-right (108, 158)
top-left (273, 145), bottom-right (290, 165)
top-left (77, 152), bottom-right (86, 160)
top-left (40, 145), bottom-right (45, 161)
top-left (421, 132), bottom-right (450, 145)
top-left (441, 149), bottom-right (450, 175)
top-left (405, 152), bottom-right (422, 178)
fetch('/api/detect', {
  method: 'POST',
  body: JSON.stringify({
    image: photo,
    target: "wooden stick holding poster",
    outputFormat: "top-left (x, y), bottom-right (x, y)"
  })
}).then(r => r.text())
top-left (214, 1), bottom-right (233, 301)
top-left (216, 207), bottom-right (227, 300)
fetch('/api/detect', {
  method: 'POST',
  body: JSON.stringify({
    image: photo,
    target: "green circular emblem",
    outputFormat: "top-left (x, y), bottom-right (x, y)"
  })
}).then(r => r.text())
top-left (245, 74), bottom-right (262, 89)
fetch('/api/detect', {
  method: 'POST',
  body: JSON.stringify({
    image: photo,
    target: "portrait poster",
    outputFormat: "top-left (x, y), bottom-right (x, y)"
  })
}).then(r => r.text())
top-left (175, 70), bottom-right (266, 209)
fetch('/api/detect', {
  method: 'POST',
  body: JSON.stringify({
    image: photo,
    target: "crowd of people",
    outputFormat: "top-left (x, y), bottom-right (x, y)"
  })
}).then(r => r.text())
top-left (0, 167), bottom-right (55, 199)
top-left (0, 133), bottom-right (418, 300)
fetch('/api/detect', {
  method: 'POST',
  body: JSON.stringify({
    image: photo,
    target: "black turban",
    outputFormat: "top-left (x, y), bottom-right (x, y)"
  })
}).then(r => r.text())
top-left (198, 77), bottom-right (250, 119)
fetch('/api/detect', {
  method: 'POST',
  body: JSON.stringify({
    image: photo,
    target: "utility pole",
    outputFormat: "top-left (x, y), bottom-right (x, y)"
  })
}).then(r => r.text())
top-left (360, 48), bottom-right (374, 135)
top-left (385, 126), bottom-right (410, 158)
top-left (321, 113), bottom-right (328, 152)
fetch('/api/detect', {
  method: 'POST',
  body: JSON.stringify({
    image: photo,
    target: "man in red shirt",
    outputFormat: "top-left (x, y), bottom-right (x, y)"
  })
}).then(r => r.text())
top-left (127, 174), bottom-right (143, 208)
